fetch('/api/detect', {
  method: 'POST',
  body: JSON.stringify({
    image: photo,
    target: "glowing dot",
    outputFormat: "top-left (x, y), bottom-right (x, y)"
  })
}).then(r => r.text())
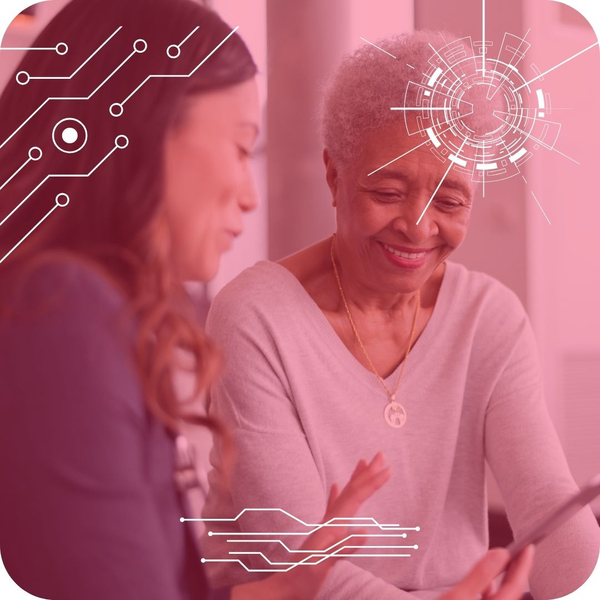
top-left (415, 526), bottom-right (420, 532)
top-left (208, 531), bottom-right (213, 537)
top-left (62, 127), bottom-right (78, 144)
top-left (179, 517), bottom-right (185, 523)
top-left (201, 558), bottom-right (206, 563)
top-left (414, 545), bottom-right (419, 549)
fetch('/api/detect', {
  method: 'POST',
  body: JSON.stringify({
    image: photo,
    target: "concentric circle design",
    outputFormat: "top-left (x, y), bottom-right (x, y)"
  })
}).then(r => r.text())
top-left (400, 35), bottom-right (561, 184)
top-left (52, 118), bottom-right (88, 154)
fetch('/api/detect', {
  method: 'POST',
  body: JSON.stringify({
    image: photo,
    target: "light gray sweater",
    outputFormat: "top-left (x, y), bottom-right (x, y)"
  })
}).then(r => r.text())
top-left (201, 259), bottom-right (600, 600)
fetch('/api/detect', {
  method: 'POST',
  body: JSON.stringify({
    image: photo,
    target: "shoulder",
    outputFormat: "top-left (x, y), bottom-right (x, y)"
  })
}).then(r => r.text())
top-left (206, 260), bottom-right (302, 336)
top-left (1, 256), bottom-right (126, 324)
top-left (30, 256), bottom-right (121, 308)
top-left (0, 258), bottom-right (143, 418)
top-left (447, 260), bottom-right (526, 321)
top-left (444, 261), bottom-right (530, 359)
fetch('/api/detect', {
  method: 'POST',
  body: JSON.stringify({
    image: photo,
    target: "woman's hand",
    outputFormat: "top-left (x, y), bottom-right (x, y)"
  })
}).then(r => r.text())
top-left (231, 452), bottom-right (391, 600)
top-left (439, 545), bottom-right (535, 600)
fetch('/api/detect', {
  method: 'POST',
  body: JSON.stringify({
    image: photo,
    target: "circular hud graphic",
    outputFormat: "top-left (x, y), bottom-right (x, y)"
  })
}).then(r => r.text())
top-left (400, 34), bottom-right (564, 184)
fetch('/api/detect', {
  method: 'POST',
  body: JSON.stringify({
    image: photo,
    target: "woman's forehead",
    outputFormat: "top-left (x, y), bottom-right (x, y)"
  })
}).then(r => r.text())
top-left (353, 126), bottom-right (474, 193)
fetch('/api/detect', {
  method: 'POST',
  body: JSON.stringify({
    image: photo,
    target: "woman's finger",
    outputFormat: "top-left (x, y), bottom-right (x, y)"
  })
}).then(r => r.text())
top-left (481, 578), bottom-right (498, 598)
top-left (494, 545), bottom-right (535, 600)
top-left (351, 458), bottom-right (368, 478)
top-left (330, 465), bottom-right (391, 517)
top-left (326, 483), bottom-right (340, 514)
top-left (333, 453), bottom-right (388, 502)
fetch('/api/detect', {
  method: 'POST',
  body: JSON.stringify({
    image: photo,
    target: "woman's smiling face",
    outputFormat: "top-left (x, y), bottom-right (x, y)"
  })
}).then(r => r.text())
top-left (326, 124), bottom-right (475, 294)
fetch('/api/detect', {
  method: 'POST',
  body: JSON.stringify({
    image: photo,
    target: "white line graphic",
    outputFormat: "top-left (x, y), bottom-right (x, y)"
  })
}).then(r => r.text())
top-left (0, 205), bottom-right (59, 265)
top-left (360, 37), bottom-right (397, 59)
top-left (368, 120), bottom-right (470, 177)
top-left (120, 26), bottom-right (239, 108)
top-left (0, 27), bottom-right (125, 150)
top-left (417, 137), bottom-right (468, 225)
top-left (513, 41), bottom-right (600, 92)
top-left (0, 43), bottom-right (68, 53)
top-left (23, 27), bottom-right (121, 81)
top-left (0, 154), bottom-right (35, 191)
top-left (0, 137), bottom-right (128, 231)
top-left (168, 26), bottom-right (200, 59)
top-left (482, 0), bottom-right (486, 77)
top-left (531, 191), bottom-right (551, 224)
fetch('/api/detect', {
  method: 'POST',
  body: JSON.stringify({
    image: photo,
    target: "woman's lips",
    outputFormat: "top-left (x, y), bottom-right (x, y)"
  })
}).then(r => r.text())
top-left (378, 241), bottom-right (432, 269)
top-left (223, 230), bottom-right (241, 250)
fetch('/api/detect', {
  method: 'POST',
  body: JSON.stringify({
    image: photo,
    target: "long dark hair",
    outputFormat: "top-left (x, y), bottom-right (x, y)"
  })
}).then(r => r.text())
top-left (0, 0), bottom-right (257, 431)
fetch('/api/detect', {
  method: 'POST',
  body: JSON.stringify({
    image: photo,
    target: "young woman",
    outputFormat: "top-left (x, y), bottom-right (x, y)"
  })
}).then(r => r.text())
top-left (0, 1), bottom-right (533, 599)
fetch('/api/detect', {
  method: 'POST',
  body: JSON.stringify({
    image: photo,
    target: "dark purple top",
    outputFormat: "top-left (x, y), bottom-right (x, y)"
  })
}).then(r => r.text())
top-left (0, 261), bottom-right (229, 600)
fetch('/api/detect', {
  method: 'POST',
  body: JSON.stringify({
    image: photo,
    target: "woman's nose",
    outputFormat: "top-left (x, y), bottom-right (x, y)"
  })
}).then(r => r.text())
top-left (392, 196), bottom-right (439, 242)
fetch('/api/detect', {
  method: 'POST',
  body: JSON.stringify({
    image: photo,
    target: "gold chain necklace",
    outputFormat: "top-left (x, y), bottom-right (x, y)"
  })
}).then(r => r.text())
top-left (330, 234), bottom-right (421, 428)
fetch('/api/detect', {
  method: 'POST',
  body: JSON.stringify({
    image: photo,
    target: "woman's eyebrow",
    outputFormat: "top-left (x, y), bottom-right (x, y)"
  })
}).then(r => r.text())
top-left (440, 178), bottom-right (473, 199)
top-left (367, 168), bottom-right (411, 182)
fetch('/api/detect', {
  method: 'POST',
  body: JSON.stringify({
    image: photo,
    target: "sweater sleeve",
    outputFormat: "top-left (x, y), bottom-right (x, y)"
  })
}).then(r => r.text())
top-left (202, 289), bottom-right (425, 600)
top-left (0, 265), bottom-right (198, 600)
top-left (484, 308), bottom-right (600, 600)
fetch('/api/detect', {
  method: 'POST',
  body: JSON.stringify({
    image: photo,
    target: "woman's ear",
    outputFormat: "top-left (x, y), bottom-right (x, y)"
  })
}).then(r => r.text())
top-left (323, 148), bottom-right (339, 208)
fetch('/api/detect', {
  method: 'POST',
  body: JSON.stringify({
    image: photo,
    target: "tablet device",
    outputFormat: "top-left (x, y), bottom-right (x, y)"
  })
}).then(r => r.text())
top-left (506, 473), bottom-right (600, 558)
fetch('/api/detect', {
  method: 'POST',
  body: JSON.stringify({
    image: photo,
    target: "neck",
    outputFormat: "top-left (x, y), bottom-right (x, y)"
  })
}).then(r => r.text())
top-left (331, 235), bottom-right (421, 318)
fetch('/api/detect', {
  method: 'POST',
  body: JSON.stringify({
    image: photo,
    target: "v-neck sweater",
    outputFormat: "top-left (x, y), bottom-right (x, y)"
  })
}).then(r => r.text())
top-left (201, 259), bottom-right (600, 600)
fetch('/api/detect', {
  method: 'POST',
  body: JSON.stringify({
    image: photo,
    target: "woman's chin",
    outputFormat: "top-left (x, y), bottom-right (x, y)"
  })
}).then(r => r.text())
top-left (180, 255), bottom-right (220, 284)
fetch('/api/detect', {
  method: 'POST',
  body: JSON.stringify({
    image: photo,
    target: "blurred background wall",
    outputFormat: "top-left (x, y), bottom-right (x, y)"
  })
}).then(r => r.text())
top-left (1, 0), bottom-right (598, 523)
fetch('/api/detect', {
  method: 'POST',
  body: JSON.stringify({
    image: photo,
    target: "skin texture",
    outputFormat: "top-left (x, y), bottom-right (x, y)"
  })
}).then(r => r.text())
top-left (163, 78), bottom-right (261, 282)
top-left (280, 125), bottom-right (476, 378)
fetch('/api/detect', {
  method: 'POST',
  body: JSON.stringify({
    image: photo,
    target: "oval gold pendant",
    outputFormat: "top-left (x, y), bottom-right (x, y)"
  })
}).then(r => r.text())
top-left (384, 402), bottom-right (407, 428)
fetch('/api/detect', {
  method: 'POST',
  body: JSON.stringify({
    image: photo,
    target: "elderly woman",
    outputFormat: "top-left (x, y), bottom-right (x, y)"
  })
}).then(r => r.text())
top-left (201, 32), bottom-right (599, 599)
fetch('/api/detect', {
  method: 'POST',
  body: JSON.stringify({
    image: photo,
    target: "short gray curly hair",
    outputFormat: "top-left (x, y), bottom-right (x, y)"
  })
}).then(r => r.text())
top-left (321, 31), bottom-right (455, 170)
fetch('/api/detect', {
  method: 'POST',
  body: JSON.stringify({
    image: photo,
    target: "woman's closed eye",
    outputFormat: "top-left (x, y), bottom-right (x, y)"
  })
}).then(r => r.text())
top-left (434, 197), bottom-right (466, 211)
top-left (372, 190), bottom-right (406, 203)
top-left (237, 145), bottom-right (255, 160)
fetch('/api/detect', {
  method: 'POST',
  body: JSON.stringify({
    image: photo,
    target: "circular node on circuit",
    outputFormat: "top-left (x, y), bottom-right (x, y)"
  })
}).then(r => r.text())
top-left (108, 102), bottom-right (124, 117)
top-left (167, 45), bottom-right (181, 59)
top-left (28, 147), bottom-right (43, 161)
top-left (52, 118), bottom-right (88, 154)
top-left (115, 135), bottom-right (129, 149)
top-left (56, 43), bottom-right (68, 55)
top-left (55, 193), bottom-right (70, 208)
top-left (109, 103), bottom-right (124, 118)
top-left (16, 71), bottom-right (30, 85)
top-left (134, 39), bottom-right (148, 53)
top-left (62, 127), bottom-right (78, 144)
